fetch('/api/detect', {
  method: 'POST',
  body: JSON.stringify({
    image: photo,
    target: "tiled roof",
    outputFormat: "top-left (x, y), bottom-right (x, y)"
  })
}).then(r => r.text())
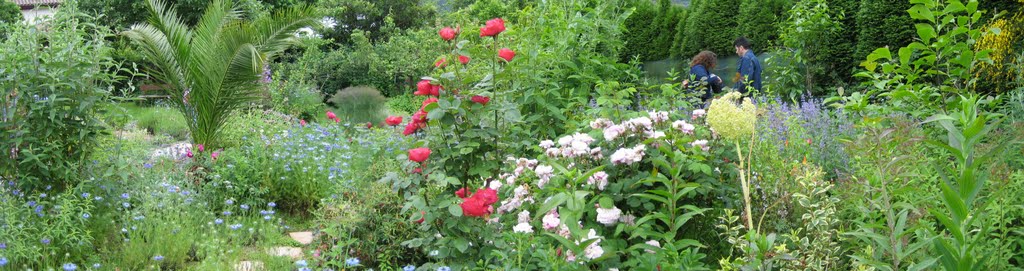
top-left (12, 0), bottom-right (62, 8)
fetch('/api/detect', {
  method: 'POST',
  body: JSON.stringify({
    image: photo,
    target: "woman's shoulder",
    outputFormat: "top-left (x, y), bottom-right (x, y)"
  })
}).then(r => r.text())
top-left (689, 64), bottom-right (706, 72)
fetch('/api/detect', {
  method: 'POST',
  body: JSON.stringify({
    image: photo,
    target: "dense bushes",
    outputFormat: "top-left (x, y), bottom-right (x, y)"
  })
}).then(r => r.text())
top-left (680, 0), bottom-right (741, 58)
top-left (328, 86), bottom-right (387, 125)
top-left (0, 10), bottom-right (115, 192)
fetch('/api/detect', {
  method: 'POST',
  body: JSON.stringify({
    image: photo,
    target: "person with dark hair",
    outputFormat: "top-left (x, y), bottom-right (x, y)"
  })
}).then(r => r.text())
top-left (733, 37), bottom-right (762, 93)
top-left (683, 50), bottom-right (723, 104)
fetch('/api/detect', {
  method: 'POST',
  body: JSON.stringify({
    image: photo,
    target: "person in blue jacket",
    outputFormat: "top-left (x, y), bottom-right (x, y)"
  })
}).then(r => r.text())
top-left (733, 37), bottom-right (762, 93)
top-left (683, 50), bottom-right (723, 105)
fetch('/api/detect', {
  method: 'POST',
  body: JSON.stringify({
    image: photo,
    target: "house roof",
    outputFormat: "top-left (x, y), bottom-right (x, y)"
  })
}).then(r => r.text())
top-left (12, 0), bottom-right (62, 9)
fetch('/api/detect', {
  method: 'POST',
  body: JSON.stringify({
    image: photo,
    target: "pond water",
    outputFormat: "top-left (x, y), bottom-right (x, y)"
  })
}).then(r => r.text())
top-left (642, 53), bottom-right (773, 86)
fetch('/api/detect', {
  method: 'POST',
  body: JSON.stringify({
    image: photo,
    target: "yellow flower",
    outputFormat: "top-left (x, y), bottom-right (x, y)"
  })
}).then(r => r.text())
top-left (706, 91), bottom-right (756, 143)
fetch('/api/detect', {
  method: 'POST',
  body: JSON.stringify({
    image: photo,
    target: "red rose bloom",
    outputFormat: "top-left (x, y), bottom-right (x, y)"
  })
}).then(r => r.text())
top-left (403, 122), bottom-right (420, 136)
top-left (430, 85), bottom-right (441, 96)
top-left (415, 80), bottom-right (433, 96)
top-left (421, 97), bottom-right (438, 111)
top-left (439, 27), bottom-right (457, 41)
top-left (385, 116), bottom-right (403, 126)
top-left (498, 48), bottom-right (515, 62)
top-left (455, 188), bottom-right (469, 199)
top-left (471, 95), bottom-right (490, 105)
top-left (480, 18), bottom-right (506, 37)
top-left (326, 111), bottom-right (337, 121)
top-left (460, 196), bottom-right (490, 217)
top-left (473, 188), bottom-right (498, 205)
top-left (411, 110), bottom-right (428, 124)
top-left (408, 147), bottom-right (431, 163)
top-left (435, 58), bottom-right (447, 68)
top-left (458, 55), bottom-right (470, 65)
top-left (300, 119), bottom-right (307, 126)
top-left (366, 122), bottom-right (373, 128)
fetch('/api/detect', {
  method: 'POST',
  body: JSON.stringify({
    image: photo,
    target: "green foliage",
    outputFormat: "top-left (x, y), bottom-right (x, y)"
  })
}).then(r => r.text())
top-left (385, 94), bottom-right (425, 116)
top-left (924, 95), bottom-right (1008, 271)
top-left (850, 0), bottom-right (994, 117)
top-left (773, 0), bottom-right (844, 97)
top-left (328, 86), bottom-right (387, 125)
top-left (670, 8), bottom-right (690, 59)
top-left (0, 1), bottom-right (21, 25)
top-left (0, 186), bottom-right (97, 268)
top-left (77, 0), bottom-right (214, 30)
top-left (0, 8), bottom-right (116, 192)
top-left (853, 0), bottom-right (914, 65)
top-left (681, 0), bottom-right (741, 58)
top-left (736, 0), bottom-right (783, 52)
top-left (621, 0), bottom-right (659, 62)
top-left (315, 180), bottom-right (424, 269)
top-left (840, 117), bottom-right (938, 271)
top-left (650, 0), bottom-right (682, 60)
top-left (266, 68), bottom-right (325, 121)
top-left (123, 0), bottom-right (317, 149)
top-left (316, 0), bottom-right (437, 44)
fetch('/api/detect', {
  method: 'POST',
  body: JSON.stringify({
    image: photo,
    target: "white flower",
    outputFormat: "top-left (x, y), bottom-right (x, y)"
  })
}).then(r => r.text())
top-left (648, 131), bottom-right (666, 139)
top-left (557, 135), bottom-right (574, 146)
top-left (625, 117), bottom-right (653, 132)
top-left (581, 229), bottom-right (604, 260)
top-left (590, 147), bottom-right (603, 160)
top-left (489, 180), bottom-right (503, 190)
top-left (610, 145), bottom-right (646, 165)
top-left (513, 222), bottom-right (534, 233)
top-left (672, 120), bottom-right (695, 134)
top-left (595, 206), bottom-right (622, 226)
top-left (645, 240), bottom-right (661, 253)
top-left (539, 140), bottom-right (555, 149)
top-left (570, 141), bottom-right (590, 157)
top-left (518, 210), bottom-right (532, 223)
top-left (618, 214), bottom-right (636, 225)
top-left (648, 111), bottom-right (669, 123)
top-left (542, 209), bottom-right (561, 230)
top-left (545, 148), bottom-right (560, 157)
top-left (691, 140), bottom-right (709, 151)
top-left (535, 165), bottom-right (554, 188)
top-left (590, 118), bottom-right (613, 129)
top-left (572, 133), bottom-right (595, 145)
top-left (603, 125), bottom-right (625, 141)
top-left (588, 171), bottom-right (609, 190)
top-left (692, 109), bottom-right (706, 118)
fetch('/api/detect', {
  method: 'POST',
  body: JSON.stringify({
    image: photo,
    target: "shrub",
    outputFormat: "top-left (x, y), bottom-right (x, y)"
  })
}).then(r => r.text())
top-left (266, 68), bottom-right (325, 122)
top-left (384, 94), bottom-right (424, 116)
top-left (328, 86), bottom-right (387, 125)
top-left (0, 9), bottom-right (115, 192)
top-left (853, 0), bottom-right (914, 64)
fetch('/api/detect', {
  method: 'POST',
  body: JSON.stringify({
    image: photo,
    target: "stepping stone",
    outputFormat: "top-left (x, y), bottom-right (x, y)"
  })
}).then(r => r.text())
top-left (235, 261), bottom-right (264, 271)
top-left (150, 141), bottom-right (192, 160)
top-left (268, 246), bottom-right (303, 259)
top-left (289, 231), bottom-right (314, 245)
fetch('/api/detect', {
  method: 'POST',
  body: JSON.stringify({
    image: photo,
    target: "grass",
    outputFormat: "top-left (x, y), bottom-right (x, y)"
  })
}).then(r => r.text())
top-left (104, 103), bottom-right (189, 140)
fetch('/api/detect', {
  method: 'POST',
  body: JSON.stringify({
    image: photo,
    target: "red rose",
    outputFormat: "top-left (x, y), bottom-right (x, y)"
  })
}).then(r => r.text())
top-left (435, 58), bottom-right (447, 68)
top-left (421, 97), bottom-right (438, 111)
top-left (415, 211), bottom-right (426, 224)
top-left (300, 119), bottom-right (307, 126)
top-left (403, 122), bottom-right (419, 136)
top-left (430, 85), bottom-right (441, 96)
top-left (385, 116), bottom-right (402, 126)
top-left (408, 147), bottom-right (431, 163)
top-left (458, 55), bottom-right (470, 65)
top-left (412, 167), bottom-right (423, 174)
top-left (498, 48), bottom-right (515, 62)
top-left (415, 80), bottom-right (433, 96)
top-left (480, 18), bottom-right (506, 37)
top-left (439, 27), bottom-right (457, 41)
top-left (460, 196), bottom-right (490, 217)
top-left (455, 188), bottom-right (469, 199)
top-left (186, 150), bottom-right (193, 158)
top-left (326, 111), bottom-right (337, 121)
top-left (473, 188), bottom-right (498, 205)
top-left (471, 95), bottom-right (490, 105)
top-left (411, 110), bottom-right (428, 124)
top-left (366, 122), bottom-right (373, 129)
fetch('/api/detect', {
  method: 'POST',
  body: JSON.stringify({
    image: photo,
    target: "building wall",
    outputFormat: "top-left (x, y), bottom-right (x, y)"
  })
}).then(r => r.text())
top-left (21, 6), bottom-right (55, 24)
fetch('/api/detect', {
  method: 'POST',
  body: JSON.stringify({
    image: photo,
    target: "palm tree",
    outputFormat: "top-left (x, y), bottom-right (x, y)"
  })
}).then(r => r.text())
top-left (123, 0), bottom-right (316, 149)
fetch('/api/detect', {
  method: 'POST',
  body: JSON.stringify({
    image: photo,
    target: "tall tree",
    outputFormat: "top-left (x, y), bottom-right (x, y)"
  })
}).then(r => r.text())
top-left (123, 0), bottom-right (316, 148)
top-left (681, 0), bottom-right (741, 57)
top-left (620, 0), bottom-right (659, 62)
top-left (670, 7), bottom-right (690, 58)
top-left (317, 0), bottom-right (437, 44)
top-left (854, 0), bottom-right (913, 64)
top-left (735, 0), bottom-right (783, 52)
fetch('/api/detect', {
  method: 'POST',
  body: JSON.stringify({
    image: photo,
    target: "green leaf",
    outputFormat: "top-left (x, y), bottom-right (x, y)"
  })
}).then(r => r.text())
top-left (453, 238), bottom-right (469, 253)
top-left (448, 204), bottom-right (463, 217)
top-left (598, 197), bottom-right (614, 209)
top-left (915, 24), bottom-right (936, 43)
